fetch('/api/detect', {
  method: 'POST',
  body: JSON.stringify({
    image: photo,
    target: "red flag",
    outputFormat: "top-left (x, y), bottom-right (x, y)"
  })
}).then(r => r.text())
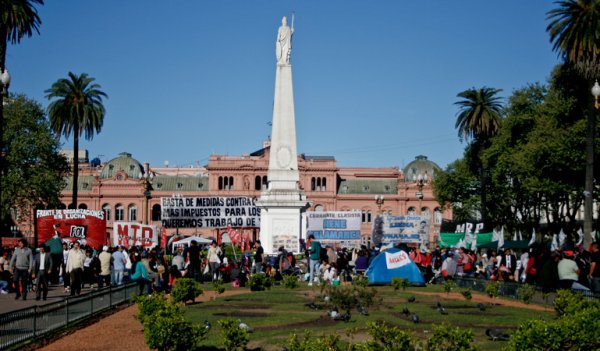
top-left (161, 227), bottom-right (167, 249)
top-left (230, 228), bottom-right (241, 246)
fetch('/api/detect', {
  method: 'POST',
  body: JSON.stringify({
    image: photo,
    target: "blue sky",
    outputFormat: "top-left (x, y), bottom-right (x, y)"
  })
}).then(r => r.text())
top-left (8, 0), bottom-right (559, 170)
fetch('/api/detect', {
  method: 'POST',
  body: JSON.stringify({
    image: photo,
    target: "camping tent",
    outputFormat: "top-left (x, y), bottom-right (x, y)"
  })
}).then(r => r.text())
top-left (171, 236), bottom-right (212, 251)
top-left (365, 247), bottom-right (425, 286)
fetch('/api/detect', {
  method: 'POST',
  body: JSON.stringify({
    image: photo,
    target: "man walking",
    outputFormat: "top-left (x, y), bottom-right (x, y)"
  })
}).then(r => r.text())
top-left (185, 240), bottom-right (201, 282)
top-left (10, 239), bottom-right (33, 300)
top-left (253, 240), bottom-right (264, 274)
top-left (45, 227), bottom-right (63, 284)
top-left (33, 244), bottom-right (53, 300)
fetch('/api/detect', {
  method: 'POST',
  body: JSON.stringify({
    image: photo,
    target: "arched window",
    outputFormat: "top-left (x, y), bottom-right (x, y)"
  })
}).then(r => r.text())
top-left (407, 207), bottom-right (416, 216)
top-left (255, 176), bottom-right (261, 190)
top-left (421, 207), bottom-right (430, 218)
top-left (128, 204), bottom-right (137, 221)
top-left (317, 178), bottom-right (321, 192)
top-left (262, 176), bottom-right (268, 190)
top-left (218, 176), bottom-right (223, 190)
top-left (229, 176), bottom-right (234, 190)
top-left (434, 208), bottom-right (443, 225)
top-left (58, 203), bottom-right (67, 209)
top-left (223, 176), bottom-right (229, 190)
top-left (367, 211), bottom-right (372, 223)
top-left (322, 178), bottom-right (327, 191)
top-left (314, 205), bottom-right (324, 212)
top-left (115, 204), bottom-right (124, 221)
top-left (78, 203), bottom-right (88, 209)
top-left (311, 177), bottom-right (316, 191)
top-left (68, 203), bottom-right (76, 209)
top-left (102, 204), bottom-right (111, 221)
top-left (152, 204), bottom-right (162, 221)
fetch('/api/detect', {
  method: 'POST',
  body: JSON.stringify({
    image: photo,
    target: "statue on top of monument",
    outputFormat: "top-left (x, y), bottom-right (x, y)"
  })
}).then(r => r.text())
top-left (276, 15), bottom-right (294, 65)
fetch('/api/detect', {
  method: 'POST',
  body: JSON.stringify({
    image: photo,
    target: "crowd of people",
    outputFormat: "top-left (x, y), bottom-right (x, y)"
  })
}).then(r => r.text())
top-left (1, 234), bottom-right (598, 302)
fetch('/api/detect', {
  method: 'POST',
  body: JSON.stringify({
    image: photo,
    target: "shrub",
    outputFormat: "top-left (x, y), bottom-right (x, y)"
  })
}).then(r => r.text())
top-left (355, 321), bottom-right (418, 351)
top-left (286, 330), bottom-right (342, 351)
top-left (133, 293), bottom-right (168, 323)
top-left (485, 281), bottom-right (500, 298)
top-left (213, 279), bottom-right (225, 295)
top-left (328, 285), bottom-right (357, 311)
top-left (553, 289), bottom-right (599, 317)
top-left (354, 286), bottom-right (378, 308)
top-left (507, 307), bottom-right (600, 350)
top-left (218, 319), bottom-right (250, 351)
top-left (353, 274), bottom-right (369, 287)
top-left (282, 274), bottom-right (300, 289)
top-left (426, 323), bottom-right (476, 351)
top-left (443, 280), bottom-right (455, 295)
top-left (171, 278), bottom-right (203, 304)
top-left (460, 288), bottom-right (472, 301)
top-left (517, 284), bottom-right (535, 304)
top-left (391, 277), bottom-right (409, 291)
top-left (144, 310), bottom-right (207, 351)
top-left (248, 273), bottom-right (272, 291)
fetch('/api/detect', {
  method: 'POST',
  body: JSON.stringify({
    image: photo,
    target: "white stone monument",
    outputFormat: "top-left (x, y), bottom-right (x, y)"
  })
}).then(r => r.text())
top-left (257, 15), bottom-right (309, 254)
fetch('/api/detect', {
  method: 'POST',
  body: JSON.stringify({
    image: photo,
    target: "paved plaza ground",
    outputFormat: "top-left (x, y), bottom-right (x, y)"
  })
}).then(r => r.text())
top-left (0, 284), bottom-right (95, 315)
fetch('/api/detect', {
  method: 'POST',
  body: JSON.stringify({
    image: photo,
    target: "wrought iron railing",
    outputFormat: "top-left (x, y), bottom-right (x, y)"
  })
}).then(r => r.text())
top-left (0, 282), bottom-right (138, 350)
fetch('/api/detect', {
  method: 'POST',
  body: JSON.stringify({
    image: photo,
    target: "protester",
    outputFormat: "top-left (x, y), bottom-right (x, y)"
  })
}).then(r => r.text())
top-left (207, 240), bottom-right (222, 282)
top-left (172, 246), bottom-right (185, 271)
top-left (184, 240), bottom-right (201, 282)
top-left (66, 241), bottom-right (86, 296)
top-left (253, 240), bottom-right (264, 274)
top-left (130, 253), bottom-right (152, 295)
top-left (557, 250), bottom-right (589, 290)
top-left (62, 242), bottom-right (70, 292)
top-left (45, 230), bottom-right (63, 284)
top-left (33, 244), bottom-right (53, 300)
top-left (590, 243), bottom-right (600, 293)
top-left (307, 234), bottom-right (320, 286)
top-left (112, 246), bottom-right (127, 285)
top-left (10, 239), bottom-right (33, 301)
top-left (98, 246), bottom-right (112, 289)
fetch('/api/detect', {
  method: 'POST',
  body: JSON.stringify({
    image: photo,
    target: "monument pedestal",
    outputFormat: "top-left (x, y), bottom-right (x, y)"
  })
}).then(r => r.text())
top-left (257, 190), bottom-right (308, 254)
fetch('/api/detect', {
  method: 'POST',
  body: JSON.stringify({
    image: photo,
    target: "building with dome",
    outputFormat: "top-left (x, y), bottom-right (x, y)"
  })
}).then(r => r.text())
top-left (15, 147), bottom-right (451, 247)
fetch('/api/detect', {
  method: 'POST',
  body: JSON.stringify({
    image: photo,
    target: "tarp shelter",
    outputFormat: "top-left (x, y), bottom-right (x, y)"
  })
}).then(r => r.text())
top-left (365, 247), bottom-right (425, 286)
top-left (478, 240), bottom-right (530, 250)
top-left (171, 236), bottom-right (212, 251)
top-left (438, 232), bottom-right (494, 247)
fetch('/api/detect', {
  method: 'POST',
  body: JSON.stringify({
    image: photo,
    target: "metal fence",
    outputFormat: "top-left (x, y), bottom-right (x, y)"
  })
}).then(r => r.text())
top-left (452, 277), bottom-right (600, 304)
top-left (0, 282), bottom-right (138, 350)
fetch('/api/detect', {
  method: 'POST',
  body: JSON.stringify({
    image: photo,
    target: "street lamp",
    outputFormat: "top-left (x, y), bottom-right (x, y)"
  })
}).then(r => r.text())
top-left (416, 172), bottom-right (428, 214)
top-left (374, 195), bottom-right (385, 214)
top-left (0, 69), bottom-right (10, 233)
top-left (139, 170), bottom-right (154, 224)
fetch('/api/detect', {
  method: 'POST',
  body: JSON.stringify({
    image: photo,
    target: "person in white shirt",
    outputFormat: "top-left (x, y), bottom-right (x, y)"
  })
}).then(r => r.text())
top-left (66, 241), bottom-right (86, 296)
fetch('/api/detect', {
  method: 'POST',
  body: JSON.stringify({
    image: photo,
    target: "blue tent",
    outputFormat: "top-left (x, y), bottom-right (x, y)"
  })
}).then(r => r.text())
top-left (365, 247), bottom-right (425, 286)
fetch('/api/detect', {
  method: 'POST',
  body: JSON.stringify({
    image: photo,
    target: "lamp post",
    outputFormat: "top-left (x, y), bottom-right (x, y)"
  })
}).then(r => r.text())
top-left (587, 80), bottom-right (600, 248)
top-left (416, 172), bottom-right (428, 215)
top-left (0, 69), bottom-right (10, 232)
top-left (140, 170), bottom-right (154, 224)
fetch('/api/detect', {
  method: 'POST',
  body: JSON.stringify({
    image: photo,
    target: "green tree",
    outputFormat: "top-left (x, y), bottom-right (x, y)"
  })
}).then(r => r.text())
top-left (547, 0), bottom-right (600, 248)
top-left (2, 94), bottom-right (68, 225)
top-left (0, 0), bottom-right (44, 231)
top-left (45, 72), bottom-right (107, 208)
top-left (432, 158), bottom-right (480, 224)
top-left (454, 87), bottom-right (504, 226)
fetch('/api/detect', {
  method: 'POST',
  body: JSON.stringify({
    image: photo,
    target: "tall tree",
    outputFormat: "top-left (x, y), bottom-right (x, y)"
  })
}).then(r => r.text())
top-left (2, 94), bottom-right (68, 220)
top-left (0, 0), bottom-right (43, 232)
top-left (547, 0), bottom-right (600, 248)
top-left (46, 72), bottom-right (107, 208)
top-left (454, 87), bottom-right (504, 227)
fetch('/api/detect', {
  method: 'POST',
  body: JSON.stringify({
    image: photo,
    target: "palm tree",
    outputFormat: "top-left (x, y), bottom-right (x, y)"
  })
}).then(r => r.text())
top-left (547, 0), bottom-right (600, 248)
top-left (455, 87), bottom-right (504, 226)
top-left (0, 0), bottom-right (43, 230)
top-left (46, 72), bottom-right (107, 208)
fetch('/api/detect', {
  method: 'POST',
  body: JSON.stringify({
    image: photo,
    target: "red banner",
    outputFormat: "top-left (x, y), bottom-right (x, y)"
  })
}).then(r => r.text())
top-left (36, 209), bottom-right (107, 249)
top-left (161, 227), bottom-right (167, 249)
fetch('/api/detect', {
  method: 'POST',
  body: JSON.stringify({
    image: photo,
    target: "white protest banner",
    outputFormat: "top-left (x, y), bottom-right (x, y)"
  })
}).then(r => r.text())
top-left (113, 222), bottom-right (159, 248)
top-left (385, 250), bottom-right (411, 269)
top-left (380, 215), bottom-right (430, 244)
top-left (306, 211), bottom-right (362, 245)
top-left (160, 196), bottom-right (260, 229)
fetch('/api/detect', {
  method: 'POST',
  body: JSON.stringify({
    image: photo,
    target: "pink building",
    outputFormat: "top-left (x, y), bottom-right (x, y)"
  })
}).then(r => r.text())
top-left (17, 145), bottom-right (451, 247)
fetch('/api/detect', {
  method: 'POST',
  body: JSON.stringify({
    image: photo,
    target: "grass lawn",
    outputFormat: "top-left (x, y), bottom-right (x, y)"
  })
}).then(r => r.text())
top-left (184, 283), bottom-right (553, 351)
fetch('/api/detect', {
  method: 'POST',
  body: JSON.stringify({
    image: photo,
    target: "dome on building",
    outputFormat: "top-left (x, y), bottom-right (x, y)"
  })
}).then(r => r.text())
top-left (101, 152), bottom-right (144, 179)
top-left (403, 155), bottom-right (442, 182)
